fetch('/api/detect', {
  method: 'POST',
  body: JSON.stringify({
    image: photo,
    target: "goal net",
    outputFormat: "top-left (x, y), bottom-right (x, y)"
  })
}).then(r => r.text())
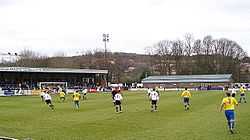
top-left (38, 82), bottom-right (67, 93)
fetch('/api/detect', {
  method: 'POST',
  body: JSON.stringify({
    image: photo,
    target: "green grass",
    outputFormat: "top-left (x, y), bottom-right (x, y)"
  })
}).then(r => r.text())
top-left (0, 91), bottom-right (250, 140)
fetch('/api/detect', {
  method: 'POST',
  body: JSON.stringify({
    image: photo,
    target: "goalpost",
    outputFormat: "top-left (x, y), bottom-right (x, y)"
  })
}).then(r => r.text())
top-left (38, 82), bottom-right (68, 92)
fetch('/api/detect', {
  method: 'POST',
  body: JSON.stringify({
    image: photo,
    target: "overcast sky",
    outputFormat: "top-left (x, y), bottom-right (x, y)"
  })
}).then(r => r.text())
top-left (0, 0), bottom-right (250, 56)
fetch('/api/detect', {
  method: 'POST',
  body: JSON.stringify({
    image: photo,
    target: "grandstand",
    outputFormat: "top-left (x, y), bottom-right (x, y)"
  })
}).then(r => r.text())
top-left (0, 67), bottom-right (108, 95)
top-left (141, 74), bottom-right (232, 89)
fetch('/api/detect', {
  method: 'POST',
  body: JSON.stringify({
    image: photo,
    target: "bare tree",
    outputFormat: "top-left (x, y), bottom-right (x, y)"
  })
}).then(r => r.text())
top-left (193, 39), bottom-right (202, 55)
top-left (154, 40), bottom-right (173, 75)
top-left (202, 35), bottom-right (213, 55)
top-left (171, 39), bottom-right (184, 74)
top-left (184, 33), bottom-right (194, 56)
top-left (147, 34), bottom-right (247, 81)
top-left (16, 49), bottom-right (48, 67)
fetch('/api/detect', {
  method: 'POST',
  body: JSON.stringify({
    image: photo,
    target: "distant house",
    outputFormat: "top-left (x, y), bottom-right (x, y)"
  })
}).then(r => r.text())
top-left (124, 66), bottom-right (136, 73)
top-left (240, 63), bottom-right (250, 82)
top-left (141, 74), bottom-right (232, 89)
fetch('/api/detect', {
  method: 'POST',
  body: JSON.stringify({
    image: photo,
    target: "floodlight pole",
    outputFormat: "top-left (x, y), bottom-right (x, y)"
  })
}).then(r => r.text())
top-left (102, 33), bottom-right (110, 87)
top-left (7, 52), bottom-right (18, 67)
top-left (102, 33), bottom-right (109, 65)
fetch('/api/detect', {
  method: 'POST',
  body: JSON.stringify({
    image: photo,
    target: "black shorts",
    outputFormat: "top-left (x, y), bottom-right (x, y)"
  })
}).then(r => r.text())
top-left (74, 101), bottom-right (79, 104)
top-left (183, 97), bottom-right (190, 104)
top-left (151, 100), bottom-right (157, 105)
top-left (45, 100), bottom-right (52, 104)
top-left (240, 93), bottom-right (245, 97)
top-left (115, 100), bottom-right (121, 105)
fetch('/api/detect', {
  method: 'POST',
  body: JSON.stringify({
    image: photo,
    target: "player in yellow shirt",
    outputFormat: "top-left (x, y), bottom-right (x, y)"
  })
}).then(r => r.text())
top-left (181, 88), bottom-right (191, 110)
top-left (59, 90), bottom-right (66, 102)
top-left (239, 85), bottom-right (247, 103)
top-left (73, 90), bottom-right (81, 109)
top-left (220, 92), bottom-right (238, 134)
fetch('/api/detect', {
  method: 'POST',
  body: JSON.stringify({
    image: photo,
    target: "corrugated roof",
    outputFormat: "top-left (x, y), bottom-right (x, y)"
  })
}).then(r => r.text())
top-left (0, 67), bottom-right (108, 74)
top-left (142, 74), bottom-right (232, 83)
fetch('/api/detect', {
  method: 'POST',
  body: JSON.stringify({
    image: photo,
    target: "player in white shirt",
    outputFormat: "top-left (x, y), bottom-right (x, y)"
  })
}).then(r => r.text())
top-left (82, 88), bottom-right (88, 100)
top-left (114, 90), bottom-right (123, 113)
top-left (40, 90), bottom-right (46, 102)
top-left (147, 88), bottom-right (152, 98)
top-left (44, 91), bottom-right (54, 110)
top-left (149, 88), bottom-right (159, 112)
top-left (231, 86), bottom-right (237, 97)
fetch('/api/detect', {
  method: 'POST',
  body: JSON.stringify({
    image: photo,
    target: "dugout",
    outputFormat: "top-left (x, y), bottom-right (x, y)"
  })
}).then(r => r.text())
top-left (141, 74), bottom-right (232, 89)
top-left (0, 67), bottom-right (108, 90)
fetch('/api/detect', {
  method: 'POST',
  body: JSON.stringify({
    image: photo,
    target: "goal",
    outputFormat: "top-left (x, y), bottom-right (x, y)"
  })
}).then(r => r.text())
top-left (38, 82), bottom-right (67, 92)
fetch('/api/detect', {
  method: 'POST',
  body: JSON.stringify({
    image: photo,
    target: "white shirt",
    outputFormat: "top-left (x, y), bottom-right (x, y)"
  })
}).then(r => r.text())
top-left (83, 89), bottom-right (88, 94)
top-left (40, 92), bottom-right (45, 96)
top-left (150, 91), bottom-right (159, 101)
top-left (114, 93), bottom-right (123, 101)
top-left (44, 93), bottom-right (52, 100)
top-left (147, 89), bottom-right (152, 95)
top-left (231, 88), bottom-right (237, 94)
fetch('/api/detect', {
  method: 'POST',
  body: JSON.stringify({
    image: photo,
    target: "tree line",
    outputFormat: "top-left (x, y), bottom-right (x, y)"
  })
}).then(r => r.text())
top-left (145, 33), bottom-right (247, 81)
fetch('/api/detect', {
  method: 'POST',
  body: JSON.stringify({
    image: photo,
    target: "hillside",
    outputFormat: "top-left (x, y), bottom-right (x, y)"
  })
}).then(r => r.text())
top-left (1, 52), bottom-right (250, 83)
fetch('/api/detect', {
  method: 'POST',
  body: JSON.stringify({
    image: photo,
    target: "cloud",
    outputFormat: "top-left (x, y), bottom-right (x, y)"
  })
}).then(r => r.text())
top-left (0, 0), bottom-right (19, 7)
top-left (0, 0), bottom-right (250, 56)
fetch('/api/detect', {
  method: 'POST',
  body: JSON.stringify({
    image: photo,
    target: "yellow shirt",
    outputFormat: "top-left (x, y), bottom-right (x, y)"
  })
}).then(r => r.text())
top-left (181, 90), bottom-right (191, 98)
top-left (73, 92), bottom-right (81, 101)
top-left (240, 87), bottom-right (246, 94)
top-left (221, 97), bottom-right (238, 110)
top-left (59, 92), bottom-right (65, 97)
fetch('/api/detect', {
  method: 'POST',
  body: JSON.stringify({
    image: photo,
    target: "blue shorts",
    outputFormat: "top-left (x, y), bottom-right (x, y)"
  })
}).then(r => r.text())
top-left (225, 110), bottom-right (235, 122)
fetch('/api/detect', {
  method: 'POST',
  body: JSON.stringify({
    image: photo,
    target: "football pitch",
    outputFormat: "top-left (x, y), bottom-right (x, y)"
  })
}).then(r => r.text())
top-left (0, 91), bottom-right (249, 140)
